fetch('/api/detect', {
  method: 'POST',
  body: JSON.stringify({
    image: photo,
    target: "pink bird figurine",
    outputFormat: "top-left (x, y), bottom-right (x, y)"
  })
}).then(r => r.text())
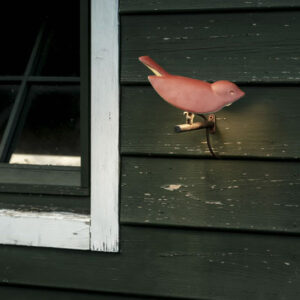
top-left (139, 56), bottom-right (245, 114)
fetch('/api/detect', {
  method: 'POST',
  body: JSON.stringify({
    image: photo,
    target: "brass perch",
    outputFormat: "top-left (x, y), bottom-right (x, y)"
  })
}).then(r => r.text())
top-left (174, 114), bottom-right (218, 158)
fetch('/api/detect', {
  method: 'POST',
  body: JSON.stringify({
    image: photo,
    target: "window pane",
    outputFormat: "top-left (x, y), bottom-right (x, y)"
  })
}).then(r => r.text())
top-left (0, 2), bottom-right (44, 75)
top-left (0, 1), bottom-right (80, 77)
top-left (34, 1), bottom-right (80, 76)
top-left (1, 0), bottom-right (84, 168)
top-left (10, 85), bottom-right (80, 166)
top-left (0, 85), bottom-right (18, 140)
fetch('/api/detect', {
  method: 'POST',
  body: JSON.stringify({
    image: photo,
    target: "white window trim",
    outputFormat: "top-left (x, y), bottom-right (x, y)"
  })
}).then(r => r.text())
top-left (0, 0), bottom-right (119, 252)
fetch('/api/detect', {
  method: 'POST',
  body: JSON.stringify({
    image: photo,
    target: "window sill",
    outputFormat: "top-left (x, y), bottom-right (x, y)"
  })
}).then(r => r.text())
top-left (0, 209), bottom-right (90, 250)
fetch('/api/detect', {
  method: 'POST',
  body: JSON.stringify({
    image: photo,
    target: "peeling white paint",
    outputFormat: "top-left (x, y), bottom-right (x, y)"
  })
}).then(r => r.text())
top-left (161, 184), bottom-right (182, 191)
top-left (0, 0), bottom-right (119, 253)
top-left (0, 210), bottom-right (90, 250)
top-left (90, 0), bottom-right (119, 252)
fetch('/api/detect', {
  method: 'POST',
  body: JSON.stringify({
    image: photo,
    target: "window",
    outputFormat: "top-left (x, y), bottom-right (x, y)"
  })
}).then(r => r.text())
top-left (0, 1), bottom-right (87, 189)
top-left (0, 0), bottom-right (119, 252)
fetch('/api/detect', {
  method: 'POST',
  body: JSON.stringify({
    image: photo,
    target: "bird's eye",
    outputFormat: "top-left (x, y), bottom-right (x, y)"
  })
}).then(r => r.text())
top-left (229, 90), bottom-right (235, 95)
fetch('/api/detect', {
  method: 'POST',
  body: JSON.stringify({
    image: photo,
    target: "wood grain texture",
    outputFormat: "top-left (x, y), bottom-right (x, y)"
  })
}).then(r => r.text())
top-left (121, 11), bottom-right (300, 84)
top-left (0, 193), bottom-right (90, 215)
top-left (0, 210), bottom-right (90, 250)
top-left (121, 86), bottom-right (300, 159)
top-left (0, 164), bottom-right (80, 185)
top-left (0, 226), bottom-right (299, 299)
top-left (120, 0), bottom-right (300, 14)
top-left (121, 157), bottom-right (300, 233)
top-left (0, 164), bottom-right (87, 195)
top-left (0, 184), bottom-right (88, 196)
top-left (91, 0), bottom-right (119, 252)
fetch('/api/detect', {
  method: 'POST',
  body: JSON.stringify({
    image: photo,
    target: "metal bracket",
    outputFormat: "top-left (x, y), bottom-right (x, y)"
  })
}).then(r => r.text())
top-left (175, 113), bottom-right (216, 134)
top-left (174, 113), bottom-right (218, 158)
top-left (207, 114), bottom-right (216, 134)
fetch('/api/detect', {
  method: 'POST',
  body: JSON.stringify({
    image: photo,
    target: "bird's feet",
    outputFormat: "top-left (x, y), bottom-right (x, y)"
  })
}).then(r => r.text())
top-left (183, 112), bottom-right (195, 125)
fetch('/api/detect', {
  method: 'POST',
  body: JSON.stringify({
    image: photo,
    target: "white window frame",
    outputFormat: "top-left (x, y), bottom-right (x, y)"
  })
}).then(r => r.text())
top-left (0, 0), bottom-right (119, 252)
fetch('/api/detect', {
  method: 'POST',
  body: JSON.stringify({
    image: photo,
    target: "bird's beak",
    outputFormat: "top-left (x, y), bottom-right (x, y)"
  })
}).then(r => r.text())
top-left (239, 90), bottom-right (245, 99)
top-left (235, 87), bottom-right (245, 100)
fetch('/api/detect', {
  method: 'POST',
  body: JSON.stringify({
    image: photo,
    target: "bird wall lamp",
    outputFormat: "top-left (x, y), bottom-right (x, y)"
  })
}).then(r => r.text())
top-left (139, 56), bottom-right (245, 158)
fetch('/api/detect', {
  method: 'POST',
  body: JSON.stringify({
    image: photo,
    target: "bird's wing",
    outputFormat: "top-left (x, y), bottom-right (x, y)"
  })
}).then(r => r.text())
top-left (148, 75), bottom-right (219, 113)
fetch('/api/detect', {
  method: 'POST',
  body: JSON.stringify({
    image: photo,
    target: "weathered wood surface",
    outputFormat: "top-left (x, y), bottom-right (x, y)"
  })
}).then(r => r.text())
top-left (121, 11), bottom-right (300, 84)
top-left (0, 226), bottom-right (299, 299)
top-left (0, 194), bottom-right (89, 214)
top-left (0, 285), bottom-right (166, 300)
top-left (121, 86), bottom-right (300, 159)
top-left (120, 0), bottom-right (300, 14)
top-left (90, 0), bottom-right (119, 253)
top-left (121, 157), bottom-right (300, 233)
top-left (0, 164), bottom-right (88, 195)
top-left (0, 164), bottom-right (80, 186)
top-left (0, 210), bottom-right (90, 250)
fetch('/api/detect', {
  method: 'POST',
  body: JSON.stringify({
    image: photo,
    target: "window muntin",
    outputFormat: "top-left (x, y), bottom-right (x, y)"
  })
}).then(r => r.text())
top-left (0, 86), bottom-right (17, 140)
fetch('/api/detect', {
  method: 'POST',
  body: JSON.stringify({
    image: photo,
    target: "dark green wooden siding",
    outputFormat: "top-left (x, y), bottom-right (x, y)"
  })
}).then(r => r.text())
top-left (1, 1), bottom-right (299, 299)
top-left (120, 0), bottom-right (300, 13)
top-left (121, 11), bottom-right (300, 84)
top-left (121, 86), bottom-right (300, 159)
top-left (1, 226), bottom-right (300, 299)
top-left (121, 157), bottom-right (299, 233)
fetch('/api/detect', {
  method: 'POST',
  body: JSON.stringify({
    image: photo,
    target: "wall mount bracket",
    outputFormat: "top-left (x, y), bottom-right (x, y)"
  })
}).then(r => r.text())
top-left (174, 112), bottom-right (218, 158)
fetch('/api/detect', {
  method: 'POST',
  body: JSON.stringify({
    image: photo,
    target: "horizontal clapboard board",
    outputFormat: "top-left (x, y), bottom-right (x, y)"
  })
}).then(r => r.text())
top-left (120, 0), bottom-right (300, 14)
top-left (121, 157), bottom-right (300, 234)
top-left (121, 86), bottom-right (300, 159)
top-left (1, 226), bottom-right (299, 299)
top-left (121, 11), bottom-right (300, 84)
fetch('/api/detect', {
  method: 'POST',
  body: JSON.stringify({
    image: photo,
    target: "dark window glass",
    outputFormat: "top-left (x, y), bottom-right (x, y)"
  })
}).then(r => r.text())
top-left (34, 4), bottom-right (80, 76)
top-left (10, 85), bottom-right (80, 166)
top-left (0, 2), bottom-right (41, 75)
top-left (0, 0), bottom-right (81, 167)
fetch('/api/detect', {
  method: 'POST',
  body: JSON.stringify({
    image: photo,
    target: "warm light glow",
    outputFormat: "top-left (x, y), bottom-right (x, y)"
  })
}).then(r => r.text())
top-left (10, 154), bottom-right (81, 166)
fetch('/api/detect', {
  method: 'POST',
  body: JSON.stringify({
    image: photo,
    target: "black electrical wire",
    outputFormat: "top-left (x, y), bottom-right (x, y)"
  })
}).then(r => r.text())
top-left (198, 114), bottom-right (219, 159)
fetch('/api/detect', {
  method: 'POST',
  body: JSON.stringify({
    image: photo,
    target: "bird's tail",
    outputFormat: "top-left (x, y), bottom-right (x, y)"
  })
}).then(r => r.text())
top-left (139, 56), bottom-right (169, 77)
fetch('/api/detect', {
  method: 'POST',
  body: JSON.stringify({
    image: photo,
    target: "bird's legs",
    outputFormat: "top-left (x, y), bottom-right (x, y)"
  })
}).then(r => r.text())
top-left (183, 112), bottom-right (195, 125)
